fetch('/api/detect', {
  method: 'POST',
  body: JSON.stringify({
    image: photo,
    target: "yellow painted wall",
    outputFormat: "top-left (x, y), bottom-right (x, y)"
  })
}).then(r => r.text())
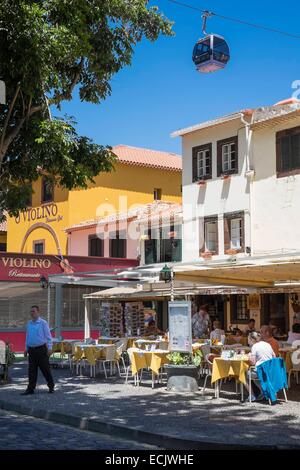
top-left (7, 163), bottom-right (181, 256)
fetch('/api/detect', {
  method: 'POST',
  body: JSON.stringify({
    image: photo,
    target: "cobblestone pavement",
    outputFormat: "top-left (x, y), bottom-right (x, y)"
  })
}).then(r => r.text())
top-left (1, 363), bottom-right (300, 448)
top-left (0, 409), bottom-right (159, 450)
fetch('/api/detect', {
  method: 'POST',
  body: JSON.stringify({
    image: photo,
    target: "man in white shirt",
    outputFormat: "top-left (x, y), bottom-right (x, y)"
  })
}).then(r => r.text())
top-left (246, 331), bottom-right (275, 401)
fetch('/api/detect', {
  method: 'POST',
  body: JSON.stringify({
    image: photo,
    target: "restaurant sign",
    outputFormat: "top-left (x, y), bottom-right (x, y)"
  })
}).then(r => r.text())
top-left (0, 253), bottom-right (139, 283)
top-left (168, 301), bottom-right (192, 353)
top-left (15, 203), bottom-right (63, 224)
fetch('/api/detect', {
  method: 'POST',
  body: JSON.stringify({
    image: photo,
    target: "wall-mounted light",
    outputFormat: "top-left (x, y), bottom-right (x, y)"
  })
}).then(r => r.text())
top-left (159, 264), bottom-right (172, 283)
top-left (40, 275), bottom-right (48, 289)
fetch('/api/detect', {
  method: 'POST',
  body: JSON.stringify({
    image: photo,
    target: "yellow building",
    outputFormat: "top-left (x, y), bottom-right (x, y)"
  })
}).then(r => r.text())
top-left (0, 219), bottom-right (7, 252)
top-left (7, 145), bottom-right (182, 256)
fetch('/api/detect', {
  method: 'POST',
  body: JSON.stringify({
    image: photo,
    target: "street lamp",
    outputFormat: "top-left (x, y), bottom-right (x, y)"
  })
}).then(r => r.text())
top-left (159, 264), bottom-right (172, 283)
top-left (159, 264), bottom-right (174, 301)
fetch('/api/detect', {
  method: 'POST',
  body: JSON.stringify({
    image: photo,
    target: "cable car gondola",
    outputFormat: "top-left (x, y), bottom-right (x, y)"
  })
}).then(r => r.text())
top-left (192, 12), bottom-right (230, 73)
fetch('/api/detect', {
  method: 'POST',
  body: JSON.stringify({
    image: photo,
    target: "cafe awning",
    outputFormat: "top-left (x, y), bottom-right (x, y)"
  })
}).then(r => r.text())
top-left (173, 257), bottom-right (300, 289)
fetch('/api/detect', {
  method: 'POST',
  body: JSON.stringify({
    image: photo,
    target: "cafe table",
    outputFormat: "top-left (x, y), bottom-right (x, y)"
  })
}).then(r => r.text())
top-left (279, 347), bottom-right (296, 372)
top-left (129, 349), bottom-right (169, 387)
top-left (98, 336), bottom-right (119, 345)
top-left (133, 339), bottom-right (160, 349)
top-left (51, 339), bottom-right (79, 356)
top-left (211, 356), bottom-right (250, 400)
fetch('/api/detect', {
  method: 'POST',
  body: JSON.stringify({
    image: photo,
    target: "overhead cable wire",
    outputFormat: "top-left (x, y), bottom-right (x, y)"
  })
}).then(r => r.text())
top-left (165, 0), bottom-right (300, 40)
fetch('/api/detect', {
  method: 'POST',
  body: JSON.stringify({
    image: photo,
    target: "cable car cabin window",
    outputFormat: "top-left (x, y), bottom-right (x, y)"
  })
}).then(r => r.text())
top-left (193, 39), bottom-right (211, 64)
top-left (276, 126), bottom-right (300, 177)
top-left (217, 136), bottom-right (238, 176)
top-left (212, 36), bottom-right (230, 63)
top-left (192, 144), bottom-right (212, 181)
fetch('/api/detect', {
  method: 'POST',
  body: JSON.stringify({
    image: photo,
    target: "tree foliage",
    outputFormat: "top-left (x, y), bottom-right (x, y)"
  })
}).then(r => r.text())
top-left (0, 0), bottom-right (173, 216)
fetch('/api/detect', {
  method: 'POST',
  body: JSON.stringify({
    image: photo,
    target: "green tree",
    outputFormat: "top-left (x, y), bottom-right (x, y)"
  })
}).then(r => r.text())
top-left (0, 1), bottom-right (173, 217)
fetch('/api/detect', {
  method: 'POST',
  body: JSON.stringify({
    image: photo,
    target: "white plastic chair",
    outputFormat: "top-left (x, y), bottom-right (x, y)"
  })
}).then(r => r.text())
top-left (288, 347), bottom-right (300, 388)
top-left (97, 345), bottom-right (118, 378)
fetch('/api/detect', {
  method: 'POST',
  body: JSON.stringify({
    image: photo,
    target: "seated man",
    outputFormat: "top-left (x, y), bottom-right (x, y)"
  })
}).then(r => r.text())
top-left (287, 323), bottom-right (300, 344)
top-left (144, 320), bottom-right (164, 337)
top-left (260, 325), bottom-right (280, 356)
top-left (246, 331), bottom-right (275, 401)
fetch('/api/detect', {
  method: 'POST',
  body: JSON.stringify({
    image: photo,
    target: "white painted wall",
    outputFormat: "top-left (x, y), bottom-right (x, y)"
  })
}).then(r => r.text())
top-left (252, 116), bottom-right (300, 255)
top-left (181, 118), bottom-right (251, 262)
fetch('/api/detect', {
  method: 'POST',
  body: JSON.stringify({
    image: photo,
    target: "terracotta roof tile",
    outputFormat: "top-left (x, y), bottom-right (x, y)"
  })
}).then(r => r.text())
top-left (112, 145), bottom-right (182, 172)
top-left (65, 201), bottom-right (182, 232)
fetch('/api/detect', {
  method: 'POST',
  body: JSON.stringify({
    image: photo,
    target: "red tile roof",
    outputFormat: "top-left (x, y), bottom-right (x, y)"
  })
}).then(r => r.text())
top-left (112, 145), bottom-right (182, 172)
top-left (65, 201), bottom-right (182, 233)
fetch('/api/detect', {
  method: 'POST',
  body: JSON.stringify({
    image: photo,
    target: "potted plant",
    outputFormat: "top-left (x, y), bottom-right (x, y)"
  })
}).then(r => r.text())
top-left (221, 173), bottom-right (231, 181)
top-left (225, 248), bottom-right (238, 255)
top-left (201, 251), bottom-right (213, 260)
top-left (197, 179), bottom-right (206, 187)
top-left (0, 342), bottom-right (15, 383)
top-left (165, 349), bottom-right (203, 392)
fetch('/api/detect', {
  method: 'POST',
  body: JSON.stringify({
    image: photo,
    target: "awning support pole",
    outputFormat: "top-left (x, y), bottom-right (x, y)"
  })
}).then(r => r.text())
top-left (54, 284), bottom-right (62, 340)
top-left (84, 299), bottom-right (90, 339)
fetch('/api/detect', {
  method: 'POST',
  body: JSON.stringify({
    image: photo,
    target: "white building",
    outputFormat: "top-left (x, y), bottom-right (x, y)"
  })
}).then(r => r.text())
top-left (172, 98), bottom-right (300, 332)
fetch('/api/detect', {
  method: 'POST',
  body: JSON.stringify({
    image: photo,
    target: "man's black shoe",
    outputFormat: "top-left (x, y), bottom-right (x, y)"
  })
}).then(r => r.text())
top-left (48, 388), bottom-right (55, 393)
top-left (20, 390), bottom-right (34, 395)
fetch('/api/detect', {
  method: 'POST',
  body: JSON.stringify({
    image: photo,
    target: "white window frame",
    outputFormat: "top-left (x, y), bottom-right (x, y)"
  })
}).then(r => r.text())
top-left (222, 142), bottom-right (236, 173)
top-left (230, 218), bottom-right (242, 250)
top-left (197, 148), bottom-right (210, 178)
top-left (205, 221), bottom-right (217, 253)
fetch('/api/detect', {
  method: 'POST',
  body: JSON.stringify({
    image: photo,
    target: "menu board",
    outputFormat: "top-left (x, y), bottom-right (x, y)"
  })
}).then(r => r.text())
top-left (168, 301), bottom-right (192, 353)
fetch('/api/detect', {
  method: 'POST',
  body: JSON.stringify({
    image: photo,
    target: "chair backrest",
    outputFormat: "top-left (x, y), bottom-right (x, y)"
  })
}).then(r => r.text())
top-left (256, 357), bottom-right (287, 402)
top-left (105, 344), bottom-right (116, 361)
top-left (200, 344), bottom-right (211, 357)
top-left (290, 348), bottom-right (300, 370)
top-left (0, 340), bottom-right (5, 365)
top-left (115, 338), bottom-right (128, 352)
top-left (223, 344), bottom-right (243, 350)
top-left (205, 353), bottom-right (220, 369)
top-left (158, 341), bottom-right (169, 351)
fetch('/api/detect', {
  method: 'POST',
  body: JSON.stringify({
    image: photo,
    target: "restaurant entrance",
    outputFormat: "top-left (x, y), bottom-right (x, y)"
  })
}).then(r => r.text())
top-left (195, 295), bottom-right (226, 330)
top-left (261, 293), bottom-right (289, 335)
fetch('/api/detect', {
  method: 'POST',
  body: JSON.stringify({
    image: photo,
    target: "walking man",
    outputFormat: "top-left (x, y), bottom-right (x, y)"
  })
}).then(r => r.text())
top-left (21, 305), bottom-right (55, 395)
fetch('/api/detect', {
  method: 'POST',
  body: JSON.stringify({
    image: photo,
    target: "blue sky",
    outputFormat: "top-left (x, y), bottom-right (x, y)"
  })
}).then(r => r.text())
top-left (60, 0), bottom-right (300, 155)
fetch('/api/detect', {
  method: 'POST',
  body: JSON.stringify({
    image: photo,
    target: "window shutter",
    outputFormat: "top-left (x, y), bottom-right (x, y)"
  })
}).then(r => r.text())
top-left (240, 214), bottom-right (245, 253)
top-left (199, 218), bottom-right (205, 254)
top-left (192, 148), bottom-right (198, 182)
top-left (224, 217), bottom-right (230, 252)
top-left (217, 142), bottom-right (222, 177)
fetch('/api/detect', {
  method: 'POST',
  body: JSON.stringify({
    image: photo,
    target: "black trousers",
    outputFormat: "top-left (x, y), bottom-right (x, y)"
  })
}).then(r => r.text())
top-left (27, 344), bottom-right (54, 392)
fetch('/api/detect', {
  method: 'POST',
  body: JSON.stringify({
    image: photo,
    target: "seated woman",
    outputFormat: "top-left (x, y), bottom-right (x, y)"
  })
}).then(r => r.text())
top-left (287, 323), bottom-right (300, 344)
top-left (210, 320), bottom-right (225, 342)
top-left (144, 320), bottom-right (164, 337)
top-left (245, 331), bottom-right (275, 401)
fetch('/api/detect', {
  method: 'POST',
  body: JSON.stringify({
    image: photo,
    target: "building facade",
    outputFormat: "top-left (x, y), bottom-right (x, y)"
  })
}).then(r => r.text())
top-left (173, 98), bottom-right (300, 333)
top-left (6, 145), bottom-right (182, 256)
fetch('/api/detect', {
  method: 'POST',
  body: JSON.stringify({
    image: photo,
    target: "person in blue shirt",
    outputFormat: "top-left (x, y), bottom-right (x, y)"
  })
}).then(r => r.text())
top-left (21, 305), bottom-right (54, 395)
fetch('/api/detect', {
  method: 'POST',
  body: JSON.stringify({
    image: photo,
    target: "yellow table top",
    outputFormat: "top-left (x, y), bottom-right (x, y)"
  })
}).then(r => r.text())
top-left (212, 357), bottom-right (250, 385)
top-left (130, 350), bottom-right (169, 376)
